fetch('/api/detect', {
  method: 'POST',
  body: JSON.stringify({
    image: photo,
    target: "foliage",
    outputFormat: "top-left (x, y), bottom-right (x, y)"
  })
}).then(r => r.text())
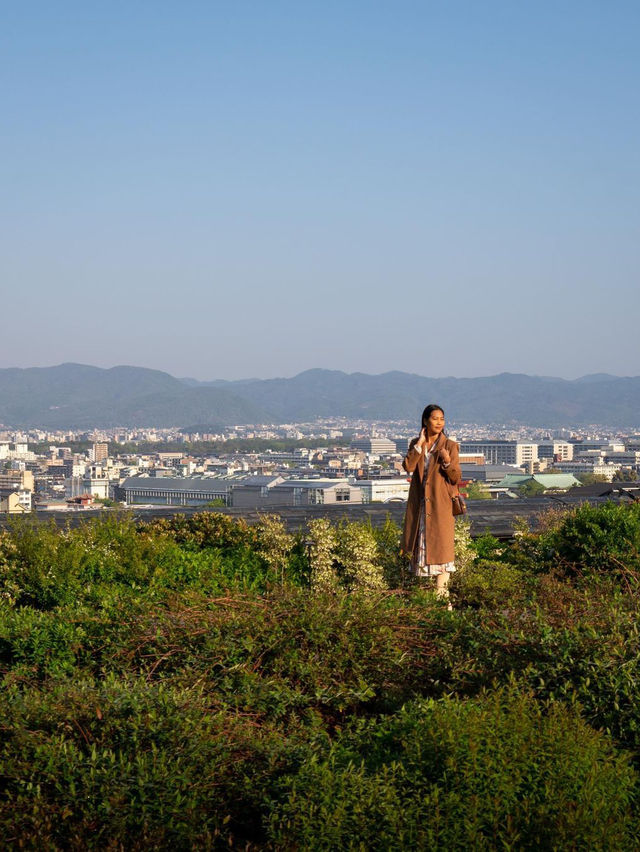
top-left (270, 687), bottom-right (639, 850)
top-left (463, 480), bottom-right (491, 500)
top-left (471, 531), bottom-right (505, 560)
top-left (253, 514), bottom-right (295, 585)
top-left (517, 479), bottom-right (546, 497)
top-left (1, 504), bottom-right (640, 846)
top-left (576, 473), bottom-right (609, 485)
top-left (334, 521), bottom-right (386, 592)
top-left (307, 517), bottom-right (338, 592)
top-left (544, 501), bottom-right (640, 580)
top-left (448, 559), bottom-right (528, 609)
top-left (613, 467), bottom-right (639, 482)
top-left (453, 517), bottom-right (475, 573)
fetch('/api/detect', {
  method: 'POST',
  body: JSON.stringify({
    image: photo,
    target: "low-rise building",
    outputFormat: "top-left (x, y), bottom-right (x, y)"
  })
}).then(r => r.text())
top-left (357, 478), bottom-right (410, 503)
top-left (351, 437), bottom-right (398, 455)
top-left (498, 473), bottom-right (581, 491)
top-left (66, 476), bottom-right (110, 500)
top-left (0, 488), bottom-right (32, 513)
top-left (605, 451), bottom-right (640, 471)
top-left (231, 478), bottom-right (363, 507)
top-left (460, 464), bottom-right (524, 483)
top-left (554, 460), bottom-right (619, 481)
top-left (116, 476), bottom-right (231, 506)
top-left (230, 475), bottom-right (286, 508)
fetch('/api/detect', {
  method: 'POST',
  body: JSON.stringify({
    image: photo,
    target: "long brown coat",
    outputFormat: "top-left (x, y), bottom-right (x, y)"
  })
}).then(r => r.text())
top-left (401, 434), bottom-right (462, 564)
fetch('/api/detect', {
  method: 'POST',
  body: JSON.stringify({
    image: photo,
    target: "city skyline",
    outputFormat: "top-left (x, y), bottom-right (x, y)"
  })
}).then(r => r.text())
top-left (3, 2), bottom-right (639, 379)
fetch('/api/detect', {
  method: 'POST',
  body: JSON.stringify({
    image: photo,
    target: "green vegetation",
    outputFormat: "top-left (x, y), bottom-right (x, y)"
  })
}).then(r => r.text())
top-left (517, 479), bottom-right (547, 497)
top-left (576, 472), bottom-right (610, 485)
top-left (2, 504), bottom-right (640, 848)
top-left (613, 468), bottom-right (639, 481)
top-left (463, 480), bottom-right (491, 500)
top-left (92, 496), bottom-right (121, 508)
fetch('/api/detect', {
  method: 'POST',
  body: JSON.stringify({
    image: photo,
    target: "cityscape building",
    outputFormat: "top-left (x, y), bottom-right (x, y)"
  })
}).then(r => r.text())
top-left (459, 441), bottom-right (538, 466)
top-left (3, 417), bottom-right (640, 514)
top-left (92, 442), bottom-right (109, 462)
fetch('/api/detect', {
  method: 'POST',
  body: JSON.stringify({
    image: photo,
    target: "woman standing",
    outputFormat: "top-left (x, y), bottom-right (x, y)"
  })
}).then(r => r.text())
top-left (402, 404), bottom-right (462, 601)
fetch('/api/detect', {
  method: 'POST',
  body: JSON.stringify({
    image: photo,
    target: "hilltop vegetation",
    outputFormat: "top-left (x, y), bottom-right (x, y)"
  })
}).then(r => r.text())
top-left (1, 505), bottom-right (640, 848)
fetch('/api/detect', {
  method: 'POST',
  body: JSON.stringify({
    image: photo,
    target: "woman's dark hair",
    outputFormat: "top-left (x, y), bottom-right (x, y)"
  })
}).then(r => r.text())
top-left (421, 404), bottom-right (445, 429)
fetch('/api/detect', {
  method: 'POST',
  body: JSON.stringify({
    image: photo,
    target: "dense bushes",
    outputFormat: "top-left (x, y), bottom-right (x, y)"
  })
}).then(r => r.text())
top-left (1, 503), bottom-right (640, 847)
top-left (270, 687), bottom-right (639, 850)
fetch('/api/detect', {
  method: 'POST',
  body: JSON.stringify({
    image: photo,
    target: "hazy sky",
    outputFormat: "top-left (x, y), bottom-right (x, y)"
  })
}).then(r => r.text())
top-left (2, 1), bottom-right (639, 380)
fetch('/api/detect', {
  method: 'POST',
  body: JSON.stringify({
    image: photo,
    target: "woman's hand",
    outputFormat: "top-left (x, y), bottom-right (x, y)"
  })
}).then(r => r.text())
top-left (440, 447), bottom-right (451, 465)
top-left (416, 427), bottom-right (427, 449)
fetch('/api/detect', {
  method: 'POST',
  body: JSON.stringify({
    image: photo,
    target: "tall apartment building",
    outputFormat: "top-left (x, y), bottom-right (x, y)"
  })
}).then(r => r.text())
top-left (459, 441), bottom-right (538, 467)
top-left (92, 442), bottom-right (109, 462)
top-left (0, 469), bottom-right (35, 492)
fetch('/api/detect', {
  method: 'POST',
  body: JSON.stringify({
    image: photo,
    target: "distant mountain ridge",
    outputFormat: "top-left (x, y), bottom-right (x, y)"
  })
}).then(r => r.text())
top-left (0, 363), bottom-right (638, 428)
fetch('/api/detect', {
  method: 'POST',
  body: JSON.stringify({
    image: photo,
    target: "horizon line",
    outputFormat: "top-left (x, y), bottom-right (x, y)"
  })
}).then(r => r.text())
top-left (0, 362), bottom-right (633, 384)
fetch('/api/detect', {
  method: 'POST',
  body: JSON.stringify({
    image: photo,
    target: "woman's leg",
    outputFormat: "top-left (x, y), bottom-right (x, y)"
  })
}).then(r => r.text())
top-left (435, 571), bottom-right (452, 608)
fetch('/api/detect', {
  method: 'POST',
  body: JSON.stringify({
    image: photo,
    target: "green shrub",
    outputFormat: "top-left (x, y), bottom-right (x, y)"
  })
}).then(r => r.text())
top-left (547, 501), bottom-right (640, 579)
top-left (334, 521), bottom-right (386, 592)
top-left (453, 517), bottom-right (475, 572)
top-left (500, 503), bottom-right (640, 582)
top-left (270, 688), bottom-right (639, 850)
top-left (140, 511), bottom-right (256, 553)
top-left (97, 586), bottom-right (434, 720)
top-left (471, 531), bottom-right (505, 561)
top-left (0, 677), bottom-right (313, 848)
top-left (432, 576), bottom-right (640, 756)
top-left (372, 517), bottom-right (407, 589)
top-left (2, 508), bottom-right (640, 848)
top-left (449, 559), bottom-right (528, 609)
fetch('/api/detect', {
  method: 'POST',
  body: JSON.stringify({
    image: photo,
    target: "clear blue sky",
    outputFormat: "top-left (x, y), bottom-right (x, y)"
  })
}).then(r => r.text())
top-left (2, 1), bottom-right (639, 380)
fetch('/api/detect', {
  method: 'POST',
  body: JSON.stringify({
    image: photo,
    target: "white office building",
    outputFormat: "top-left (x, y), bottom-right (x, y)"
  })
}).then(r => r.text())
top-left (459, 441), bottom-right (538, 467)
top-left (555, 460), bottom-right (618, 481)
top-left (351, 437), bottom-right (398, 455)
top-left (357, 478), bottom-right (410, 503)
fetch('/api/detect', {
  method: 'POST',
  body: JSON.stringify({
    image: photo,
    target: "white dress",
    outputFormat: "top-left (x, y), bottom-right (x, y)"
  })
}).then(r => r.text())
top-left (411, 442), bottom-right (456, 578)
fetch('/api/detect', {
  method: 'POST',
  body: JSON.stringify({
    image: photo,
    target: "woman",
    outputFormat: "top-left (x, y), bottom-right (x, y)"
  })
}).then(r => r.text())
top-left (402, 404), bottom-right (462, 601)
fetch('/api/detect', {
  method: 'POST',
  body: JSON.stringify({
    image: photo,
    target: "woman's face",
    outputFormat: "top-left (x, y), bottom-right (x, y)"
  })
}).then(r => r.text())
top-left (424, 409), bottom-right (445, 435)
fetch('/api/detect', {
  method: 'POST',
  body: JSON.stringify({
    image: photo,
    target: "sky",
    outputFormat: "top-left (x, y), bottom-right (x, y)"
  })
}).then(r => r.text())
top-left (2, 1), bottom-right (639, 380)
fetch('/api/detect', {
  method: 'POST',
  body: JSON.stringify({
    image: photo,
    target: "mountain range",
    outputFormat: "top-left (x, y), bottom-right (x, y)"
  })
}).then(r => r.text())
top-left (0, 363), bottom-right (638, 429)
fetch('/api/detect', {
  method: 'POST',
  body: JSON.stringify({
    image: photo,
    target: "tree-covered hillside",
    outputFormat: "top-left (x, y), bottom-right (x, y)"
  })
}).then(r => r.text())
top-left (1, 363), bottom-right (639, 426)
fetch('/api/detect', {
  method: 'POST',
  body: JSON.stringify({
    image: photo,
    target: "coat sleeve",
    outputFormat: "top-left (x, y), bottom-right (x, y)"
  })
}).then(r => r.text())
top-left (441, 441), bottom-right (461, 485)
top-left (402, 437), bottom-right (422, 473)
